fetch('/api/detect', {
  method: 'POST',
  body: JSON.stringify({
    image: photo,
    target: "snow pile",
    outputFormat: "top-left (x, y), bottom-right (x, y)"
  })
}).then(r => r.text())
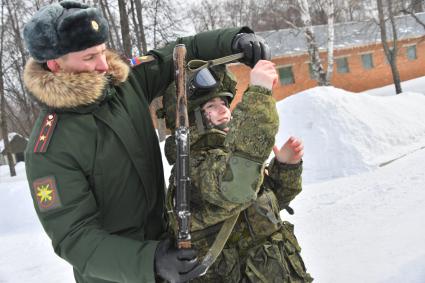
top-left (275, 86), bottom-right (425, 183)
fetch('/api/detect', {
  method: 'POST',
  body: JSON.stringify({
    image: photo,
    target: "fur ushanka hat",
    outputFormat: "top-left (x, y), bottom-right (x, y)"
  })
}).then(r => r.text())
top-left (23, 1), bottom-right (109, 62)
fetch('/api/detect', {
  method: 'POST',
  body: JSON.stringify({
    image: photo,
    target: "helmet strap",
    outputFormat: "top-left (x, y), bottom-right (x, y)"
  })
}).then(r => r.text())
top-left (215, 122), bottom-right (229, 131)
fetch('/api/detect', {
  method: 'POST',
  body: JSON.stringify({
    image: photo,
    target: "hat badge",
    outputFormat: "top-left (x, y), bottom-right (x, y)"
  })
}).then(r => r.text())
top-left (91, 20), bottom-right (99, 31)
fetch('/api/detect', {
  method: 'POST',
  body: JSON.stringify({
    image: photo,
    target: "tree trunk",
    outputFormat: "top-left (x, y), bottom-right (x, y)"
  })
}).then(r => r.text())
top-left (99, 0), bottom-right (117, 50)
top-left (103, 0), bottom-right (124, 52)
top-left (134, 0), bottom-right (147, 54)
top-left (388, 0), bottom-right (402, 94)
top-left (129, 0), bottom-right (142, 55)
top-left (298, 0), bottom-right (328, 86)
top-left (118, 0), bottom-right (132, 57)
top-left (325, 0), bottom-right (335, 84)
top-left (377, 0), bottom-right (402, 94)
top-left (0, 81), bottom-right (15, 177)
top-left (153, 0), bottom-right (159, 48)
top-left (0, 0), bottom-right (16, 176)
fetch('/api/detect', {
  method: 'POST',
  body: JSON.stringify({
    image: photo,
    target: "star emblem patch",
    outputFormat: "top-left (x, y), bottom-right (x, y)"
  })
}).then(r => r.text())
top-left (32, 176), bottom-right (62, 212)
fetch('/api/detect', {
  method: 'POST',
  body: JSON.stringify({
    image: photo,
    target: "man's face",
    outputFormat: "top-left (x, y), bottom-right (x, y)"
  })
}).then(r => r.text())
top-left (54, 43), bottom-right (108, 73)
top-left (202, 97), bottom-right (231, 129)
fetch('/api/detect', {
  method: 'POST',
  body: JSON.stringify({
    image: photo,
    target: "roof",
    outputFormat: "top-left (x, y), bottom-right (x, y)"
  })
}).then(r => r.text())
top-left (259, 12), bottom-right (425, 57)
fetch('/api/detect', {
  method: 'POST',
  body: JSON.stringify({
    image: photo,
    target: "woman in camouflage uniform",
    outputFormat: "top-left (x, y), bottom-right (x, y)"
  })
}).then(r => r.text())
top-left (160, 60), bottom-right (313, 282)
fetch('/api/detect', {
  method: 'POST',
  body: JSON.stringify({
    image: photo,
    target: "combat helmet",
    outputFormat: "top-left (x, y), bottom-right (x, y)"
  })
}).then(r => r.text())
top-left (157, 64), bottom-right (237, 132)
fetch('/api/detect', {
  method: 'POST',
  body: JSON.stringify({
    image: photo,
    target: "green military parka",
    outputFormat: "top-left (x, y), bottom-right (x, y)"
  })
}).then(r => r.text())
top-left (24, 28), bottom-right (247, 283)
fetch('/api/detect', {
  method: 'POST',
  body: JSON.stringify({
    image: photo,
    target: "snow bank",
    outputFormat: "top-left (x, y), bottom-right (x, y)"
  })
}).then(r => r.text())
top-left (275, 86), bottom-right (425, 183)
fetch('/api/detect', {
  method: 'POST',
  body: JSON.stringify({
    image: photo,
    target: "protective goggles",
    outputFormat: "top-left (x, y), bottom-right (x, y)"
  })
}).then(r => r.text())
top-left (188, 68), bottom-right (218, 97)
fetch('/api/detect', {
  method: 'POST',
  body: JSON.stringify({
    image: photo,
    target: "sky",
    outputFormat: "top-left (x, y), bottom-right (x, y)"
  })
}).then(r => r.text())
top-left (1, 77), bottom-right (425, 282)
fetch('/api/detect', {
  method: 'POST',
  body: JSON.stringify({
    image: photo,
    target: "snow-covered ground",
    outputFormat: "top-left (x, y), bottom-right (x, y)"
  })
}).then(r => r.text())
top-left (0, 163), bottom-right (74, 283)
top-left (1, 76), bottom-right (425, 283)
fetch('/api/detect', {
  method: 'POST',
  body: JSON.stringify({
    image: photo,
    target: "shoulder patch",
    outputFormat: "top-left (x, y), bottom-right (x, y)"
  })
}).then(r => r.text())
top-left (32, 176), bottom-right (62, 212)
top-left (34, 112), bottom-right (58, 153)
top-left (129, 55), bottom-right (155, 67)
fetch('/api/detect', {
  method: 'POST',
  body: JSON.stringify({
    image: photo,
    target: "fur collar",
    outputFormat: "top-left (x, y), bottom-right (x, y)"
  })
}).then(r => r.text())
top-left (23, 50), bottom-right (130, 109)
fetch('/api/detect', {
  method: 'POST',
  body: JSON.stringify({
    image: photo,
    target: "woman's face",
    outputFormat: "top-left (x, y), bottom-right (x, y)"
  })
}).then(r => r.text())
top-left (201, 97), bottom-right (231, 130)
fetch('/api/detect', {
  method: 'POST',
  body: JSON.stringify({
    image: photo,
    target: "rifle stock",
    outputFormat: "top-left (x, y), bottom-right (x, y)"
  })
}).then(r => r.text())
top-left (173, 44), bottom-right (192, 249)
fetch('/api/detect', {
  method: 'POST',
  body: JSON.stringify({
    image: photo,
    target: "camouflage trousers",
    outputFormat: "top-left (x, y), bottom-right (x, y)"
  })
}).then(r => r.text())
top-left (189, 221), bottom-right (313, 283)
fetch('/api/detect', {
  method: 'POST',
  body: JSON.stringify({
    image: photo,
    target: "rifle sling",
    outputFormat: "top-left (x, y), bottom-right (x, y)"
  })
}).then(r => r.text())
top-left (187, 52), bottom-right (244, 72)
top-left (193, 212), bottom-right (240, 277)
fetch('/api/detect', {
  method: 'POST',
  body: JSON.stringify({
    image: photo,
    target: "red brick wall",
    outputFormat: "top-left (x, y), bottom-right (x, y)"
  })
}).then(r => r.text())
top-left (228, 36), bottom-right (425, 104)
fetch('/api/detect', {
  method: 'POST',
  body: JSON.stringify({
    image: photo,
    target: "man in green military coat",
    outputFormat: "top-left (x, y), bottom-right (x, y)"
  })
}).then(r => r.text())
top-left (22, 1), bottom-right (270, 282)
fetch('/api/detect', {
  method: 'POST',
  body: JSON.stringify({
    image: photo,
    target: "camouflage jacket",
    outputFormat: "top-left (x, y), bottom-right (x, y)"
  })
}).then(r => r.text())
top-left (165, 85), bottom-right (303, 252)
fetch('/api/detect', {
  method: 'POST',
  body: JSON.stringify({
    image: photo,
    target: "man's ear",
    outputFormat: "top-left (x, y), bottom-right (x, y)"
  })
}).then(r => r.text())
top-left (46, 59), bottom-right (61, 72)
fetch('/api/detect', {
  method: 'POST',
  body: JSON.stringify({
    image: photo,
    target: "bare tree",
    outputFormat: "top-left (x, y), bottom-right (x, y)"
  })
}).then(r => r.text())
top-left (190, 0), bottom-right (304, 32)
top-left (118, 0), bottom-right (132, 56)
top-left (297, 0), bottom-right (330, 85)
top-left (100, 0), bottom-right (124, 52)
top-left (401, 0), bottom-right (425, 29)
top-left (325, 0), bottom-right (335, 83)
top-left (4, 0), bottom-right (38, 136)
top-left (0, 0), bottom-right (16, 176)
top-left (128, 0), bottom-right (144, 55)
top-left (133, 0), bottom-right (148, 54)
top-left (189, 0), bottom-right (224, 32)
top-left (310, 0), bottom-right (328, 25)
top-left (98, 0), bottom-right (117, 50)
top-left (377, 0), bottom-right (402, 94)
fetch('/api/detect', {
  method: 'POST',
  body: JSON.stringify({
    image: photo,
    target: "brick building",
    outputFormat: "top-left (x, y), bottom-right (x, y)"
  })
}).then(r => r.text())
top-left (228, 12), bottom-right (425, 103)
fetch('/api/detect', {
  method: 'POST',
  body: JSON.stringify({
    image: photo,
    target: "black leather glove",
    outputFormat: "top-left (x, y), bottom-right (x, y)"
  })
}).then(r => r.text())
top-left (232, 33), bottom-right (271, 68)
top-left (154, 239), bottom-right (200, 283)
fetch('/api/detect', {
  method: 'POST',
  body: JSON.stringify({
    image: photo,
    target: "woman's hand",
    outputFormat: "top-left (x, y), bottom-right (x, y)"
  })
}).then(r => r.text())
top-left (273, 136), bottom-right (304, 164)
top-left (249, 60), bottom-right (278, 90)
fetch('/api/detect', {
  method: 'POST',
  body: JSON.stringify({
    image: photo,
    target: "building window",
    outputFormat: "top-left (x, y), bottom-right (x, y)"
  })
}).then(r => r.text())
top-left (361, 53), bottom-right (374, 69)
top-left (407, 45), bottom-right (417, 60)
top-left (278, 66), bottom-right (295, 85)
top-left (336, 57), bottom-right (350, 73)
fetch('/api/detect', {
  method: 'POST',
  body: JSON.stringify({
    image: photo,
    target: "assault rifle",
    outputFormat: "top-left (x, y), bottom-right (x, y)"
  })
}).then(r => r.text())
top-left (173, 44), bottom-right (191, 249)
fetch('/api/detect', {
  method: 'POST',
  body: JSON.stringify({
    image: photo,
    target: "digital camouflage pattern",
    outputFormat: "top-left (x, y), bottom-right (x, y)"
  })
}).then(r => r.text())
top-left (224, 85), bottom-right (280, 162)
top-left (165, 83), bottom-right (313, 282)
